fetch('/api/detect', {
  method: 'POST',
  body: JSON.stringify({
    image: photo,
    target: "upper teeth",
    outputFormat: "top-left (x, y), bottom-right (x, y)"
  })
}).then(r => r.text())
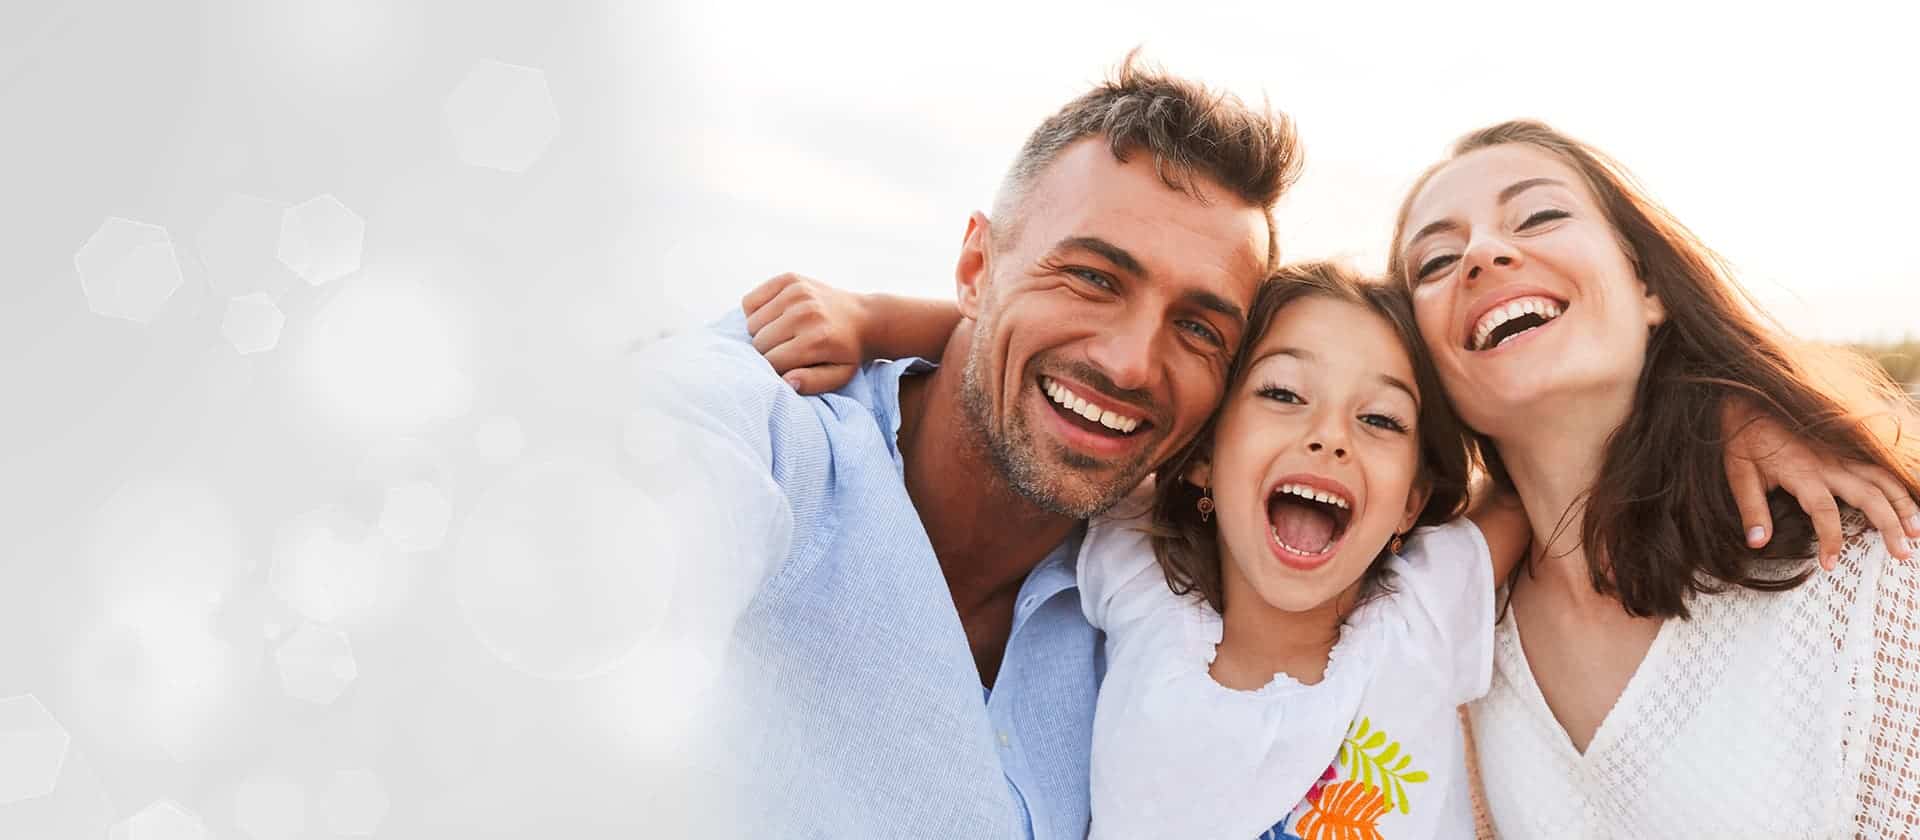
top-left (1472, 296), bottom-right (1563, 351)
top-left (1275, 482), bottom-right (1349, 510)
top-left (1043, 377), bottom-right (1142, 434)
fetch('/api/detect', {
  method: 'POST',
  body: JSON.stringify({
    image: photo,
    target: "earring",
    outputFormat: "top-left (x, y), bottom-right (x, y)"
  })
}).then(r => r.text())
top-left (1389, 533), bottom-right (1404, 554)
top-left (1196, 487), bottom-right (1214, 522)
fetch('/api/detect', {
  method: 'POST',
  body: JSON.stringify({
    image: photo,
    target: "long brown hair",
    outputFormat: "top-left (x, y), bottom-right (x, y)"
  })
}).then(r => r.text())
top-left (1387, 120), bottom-right (1920, 619)
top-left (1147, 261), bottom-right (1475, 613)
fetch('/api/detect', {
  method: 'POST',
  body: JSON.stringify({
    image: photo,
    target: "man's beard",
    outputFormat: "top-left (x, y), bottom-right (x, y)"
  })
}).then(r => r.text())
top-left (958, 345), bottom-right (1149, 520)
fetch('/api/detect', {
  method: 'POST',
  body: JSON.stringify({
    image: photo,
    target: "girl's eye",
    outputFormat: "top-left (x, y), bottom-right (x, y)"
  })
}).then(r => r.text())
top-left (1177, 320), bottom-right (1222, 347)
top-left (1066, 267), bottom-right (1115, 291)
top-left (1518, 208), bottom-right (1570, 230)
top-left (1256, 385), bottom-right (1302, 404)
top-left (1415, 254), bottom-right (1458, 281)
top-left (1360, 413), bottom-right (1410, 433)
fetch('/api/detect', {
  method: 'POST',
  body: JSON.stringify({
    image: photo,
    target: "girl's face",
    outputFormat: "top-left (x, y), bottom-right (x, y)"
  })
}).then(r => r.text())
top-left (1198, 296), bottom-right (1428, 616)
top-left (1396, 143), bottom-right (1666, 437)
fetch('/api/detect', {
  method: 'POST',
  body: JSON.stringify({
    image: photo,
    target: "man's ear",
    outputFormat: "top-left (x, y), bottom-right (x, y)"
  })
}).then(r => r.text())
top-left (1398, 475), bottom-right (1434, 535)
top-left (955, 211), bottom-right (994, 320)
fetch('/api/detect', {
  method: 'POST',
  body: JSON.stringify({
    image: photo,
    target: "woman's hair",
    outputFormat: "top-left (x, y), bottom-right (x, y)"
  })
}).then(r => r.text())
top-left (1386, 119), bottom-right (1920, 619)
top-left (1146, 261), bottom-right (1475, 614)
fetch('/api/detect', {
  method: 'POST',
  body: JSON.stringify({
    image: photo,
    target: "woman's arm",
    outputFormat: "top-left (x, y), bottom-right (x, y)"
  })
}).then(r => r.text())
top-left (740, 273), bottom-right (961, 394)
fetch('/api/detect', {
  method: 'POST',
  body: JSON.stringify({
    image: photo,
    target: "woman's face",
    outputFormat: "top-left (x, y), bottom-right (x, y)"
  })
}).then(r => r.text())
top-left (1397, 144), bottom-right (1666, 437)
top-left (1202, 295), bottom-right (1427, 617)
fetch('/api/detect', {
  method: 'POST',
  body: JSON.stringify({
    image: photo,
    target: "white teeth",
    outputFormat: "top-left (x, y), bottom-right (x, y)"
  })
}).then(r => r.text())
top-left (1274, 482), bottom-right (1349, 510)
top-left (1471, 295), bottom-right (1565, 351)
top-left (1042, 377), bottom-right (1142, 434)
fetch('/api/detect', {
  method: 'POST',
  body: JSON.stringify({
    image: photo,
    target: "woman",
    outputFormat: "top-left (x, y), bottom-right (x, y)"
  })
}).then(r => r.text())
top-left (1389, 119), bottom-right (1920, 836)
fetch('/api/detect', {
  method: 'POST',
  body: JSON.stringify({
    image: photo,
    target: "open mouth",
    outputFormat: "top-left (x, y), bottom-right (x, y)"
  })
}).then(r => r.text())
top-left (1468, 295), bottom-right (1567, 352)
top-left (1266, 480), bottom-right (1353, 564)
top-left (1040, 375), bottom-right (1150, 439)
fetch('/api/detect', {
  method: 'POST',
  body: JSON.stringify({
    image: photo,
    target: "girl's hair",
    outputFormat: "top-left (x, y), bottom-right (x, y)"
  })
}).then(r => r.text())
top-left (1147, 261), bottom-right (1475, 613)
top-left (1386, 119), bottom-right (1920, 619)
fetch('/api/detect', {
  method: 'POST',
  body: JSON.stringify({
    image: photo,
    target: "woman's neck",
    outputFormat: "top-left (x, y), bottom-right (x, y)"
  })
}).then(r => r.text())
top-left (1494, 395), bottom-right (1632, 602)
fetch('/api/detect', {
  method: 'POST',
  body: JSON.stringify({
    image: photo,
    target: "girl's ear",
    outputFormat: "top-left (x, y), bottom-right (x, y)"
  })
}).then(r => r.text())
top-left (1183, 458), bottom-right (1213, 489)
top-left (1398, 475), bottom-right (1433, 535)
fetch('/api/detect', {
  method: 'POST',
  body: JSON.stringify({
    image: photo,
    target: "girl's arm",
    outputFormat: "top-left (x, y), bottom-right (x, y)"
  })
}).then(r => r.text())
top-left (1464, 486), bottom-right (1530, 583)
top-left (740, 273), bottom-right (962, 394)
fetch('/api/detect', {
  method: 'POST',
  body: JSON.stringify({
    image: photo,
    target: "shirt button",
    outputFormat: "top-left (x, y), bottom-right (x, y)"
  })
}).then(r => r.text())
top-left (998, 732), bottom-right (1010, 748)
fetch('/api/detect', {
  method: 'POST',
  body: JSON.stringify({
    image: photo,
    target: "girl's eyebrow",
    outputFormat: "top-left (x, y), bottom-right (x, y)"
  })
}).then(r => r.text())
top-left (1244, 346), bottom-right (1419, 408)
top-left (1377, 373), bottom-right (1419, 410)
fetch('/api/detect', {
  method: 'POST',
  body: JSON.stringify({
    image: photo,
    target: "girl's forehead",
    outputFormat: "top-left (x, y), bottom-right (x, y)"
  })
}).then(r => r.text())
top-left (1248, 296), bottom-right (1418, 391)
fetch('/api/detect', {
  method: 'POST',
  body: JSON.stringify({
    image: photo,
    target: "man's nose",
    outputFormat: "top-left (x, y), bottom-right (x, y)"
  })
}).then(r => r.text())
top-left (1086, 314), bottom-right (1155, 391)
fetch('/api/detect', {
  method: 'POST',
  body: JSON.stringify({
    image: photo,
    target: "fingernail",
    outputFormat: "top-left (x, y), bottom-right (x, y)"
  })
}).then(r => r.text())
top-left (1747, 526), bottom-right (1766, 546)
top-left (783, 374), bottom-right (803, 390)
top-left (1907, 512), bottom-right (1920, 534)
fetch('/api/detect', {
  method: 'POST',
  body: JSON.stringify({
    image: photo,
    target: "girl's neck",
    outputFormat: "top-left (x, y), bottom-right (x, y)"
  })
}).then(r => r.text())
top-left (1211, 590), bottom-right (1349, 691)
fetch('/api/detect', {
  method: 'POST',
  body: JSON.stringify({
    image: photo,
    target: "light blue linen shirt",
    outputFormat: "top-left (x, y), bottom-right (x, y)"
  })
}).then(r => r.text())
top-left (649, 311), bottom-right (1101, 839)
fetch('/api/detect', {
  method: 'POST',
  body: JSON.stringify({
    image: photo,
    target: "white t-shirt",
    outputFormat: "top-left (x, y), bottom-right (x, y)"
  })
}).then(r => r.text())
top-left (1078, 504), bottom-right (1495, 839)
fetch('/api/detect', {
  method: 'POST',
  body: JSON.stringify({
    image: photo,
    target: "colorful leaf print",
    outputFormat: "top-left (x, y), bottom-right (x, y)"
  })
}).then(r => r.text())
top-left (1293, 781), bottom-right (1388, 840)
top-left (1337, 717), bottom-right (1429, 814)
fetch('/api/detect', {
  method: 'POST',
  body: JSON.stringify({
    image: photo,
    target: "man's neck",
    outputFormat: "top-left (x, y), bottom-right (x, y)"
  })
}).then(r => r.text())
top-left (896, 356), bottom-right (1079, 617)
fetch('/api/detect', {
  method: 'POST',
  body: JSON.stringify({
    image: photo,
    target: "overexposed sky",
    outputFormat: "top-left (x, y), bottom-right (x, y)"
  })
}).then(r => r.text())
top-left (636, 0), bottom-right (1920, 342)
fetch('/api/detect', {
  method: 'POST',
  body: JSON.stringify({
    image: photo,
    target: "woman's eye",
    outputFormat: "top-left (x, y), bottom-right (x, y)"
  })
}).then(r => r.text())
top-left (1066, 267), bottom-right (1115, 291)
top-left (1518, 209), bottom-right (1570, 230)
top-left (1177, 320), bottom-right (1222, 346)
top-left (1256, 386), bottom-right (1302, 404)
top-left (1361, 413), bottom-right (1409, 433)
top-left (1416, 254), bottom-right (1458, 281)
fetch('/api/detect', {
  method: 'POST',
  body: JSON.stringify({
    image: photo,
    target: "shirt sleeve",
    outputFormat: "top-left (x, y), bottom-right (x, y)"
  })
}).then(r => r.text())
top-left (631, 309), bottom-right (833, 610)
top-left (1077, 489), bottom-right (1178, 632)
top-left (1383, 517), bottom-right (1497, 705)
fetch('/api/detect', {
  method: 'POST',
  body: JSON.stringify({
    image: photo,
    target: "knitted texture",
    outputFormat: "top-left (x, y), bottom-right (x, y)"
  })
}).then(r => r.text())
top-left (1468, 516), bottom-right (1918, 838)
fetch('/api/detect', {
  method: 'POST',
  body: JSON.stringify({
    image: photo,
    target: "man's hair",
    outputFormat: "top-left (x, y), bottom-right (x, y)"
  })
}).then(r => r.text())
top-left (991, 49), bottom-right (1303, 266)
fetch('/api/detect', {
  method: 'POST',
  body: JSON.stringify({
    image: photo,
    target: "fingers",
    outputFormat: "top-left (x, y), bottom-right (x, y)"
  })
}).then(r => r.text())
top-left (1846, 459), bottom-right (1920, 539)
top-left (741, 272), bottom-right (804, 317)
top-left (750, 305), bottom-right (809, 357)
top-left (778, 364), bottom-right (856, 396)
top-left (746, 282), bottom-right (814, 338)
top-left (1779, 476), bottom-right (1843, 570)
top-left (1835, 462), bottom-right (1915, 559)
top-left (1725, 455), bottom-right (1774, 549)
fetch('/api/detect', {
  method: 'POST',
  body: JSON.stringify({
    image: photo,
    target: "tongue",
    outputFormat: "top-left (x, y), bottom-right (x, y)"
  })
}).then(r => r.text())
top-left (1270, 497), bottom-right (1336, 554)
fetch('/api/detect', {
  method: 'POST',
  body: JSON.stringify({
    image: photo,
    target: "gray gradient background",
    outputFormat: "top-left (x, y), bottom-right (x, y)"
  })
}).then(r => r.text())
top-left (3, 1), bottom-right (1916, 837)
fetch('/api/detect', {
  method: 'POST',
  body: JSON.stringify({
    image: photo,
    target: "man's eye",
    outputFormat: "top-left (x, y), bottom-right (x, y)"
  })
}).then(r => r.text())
top-left (1416, 254), bottom-right (1458, 281)
top-left (1177, 320), bottom-right (1221, 346)
top-left (1066, 267), bottom-right (1115, 291)
top-left (1519, 209), bottom-right (1570, 230)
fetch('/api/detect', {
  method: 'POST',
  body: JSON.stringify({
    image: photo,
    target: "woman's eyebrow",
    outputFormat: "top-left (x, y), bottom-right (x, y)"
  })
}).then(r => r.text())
top-left (1498, 177), bottom-right (1567, 204)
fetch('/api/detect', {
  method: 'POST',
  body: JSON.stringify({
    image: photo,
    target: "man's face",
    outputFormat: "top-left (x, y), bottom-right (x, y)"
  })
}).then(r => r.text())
top-left (959, 138), bottom-right (1270, 518)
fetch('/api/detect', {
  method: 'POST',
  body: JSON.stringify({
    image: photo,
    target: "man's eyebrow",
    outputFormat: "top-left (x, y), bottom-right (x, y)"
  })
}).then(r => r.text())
top-left (1056, 236), bottom-right (1145, 278)
top-left (1183, 290), bottom-right (1245, 329)
top-left (1498, 177), bottom-right (1566, 204)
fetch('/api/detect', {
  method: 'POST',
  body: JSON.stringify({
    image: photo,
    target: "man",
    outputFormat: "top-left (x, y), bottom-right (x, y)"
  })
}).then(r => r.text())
top-left (641, 55), bottom-right (1297, 837)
